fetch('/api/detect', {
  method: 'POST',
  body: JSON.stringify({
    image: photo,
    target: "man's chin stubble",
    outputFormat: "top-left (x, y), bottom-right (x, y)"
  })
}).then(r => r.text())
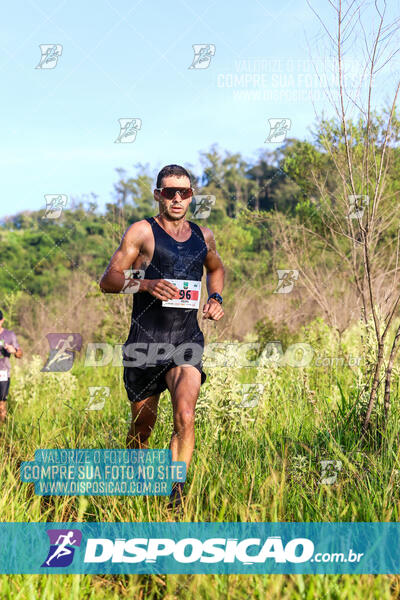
top-left (166, 211), bottom-right (187, 221)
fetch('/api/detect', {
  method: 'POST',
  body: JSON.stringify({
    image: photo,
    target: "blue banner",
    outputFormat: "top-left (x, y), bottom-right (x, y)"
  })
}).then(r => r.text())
top-left (20, 450), bottom-right (186, 496)
top-left (0, 522), bottom-right (398, 574)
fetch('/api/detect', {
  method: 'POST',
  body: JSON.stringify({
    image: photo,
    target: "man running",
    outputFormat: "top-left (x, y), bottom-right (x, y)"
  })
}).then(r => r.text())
top-left (100, 164), bottom-right (225, 509)
top-left (0, 310), bottom-right (23, 422)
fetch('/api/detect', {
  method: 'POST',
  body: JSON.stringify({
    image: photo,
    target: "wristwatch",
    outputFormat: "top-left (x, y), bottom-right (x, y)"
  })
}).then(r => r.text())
top-left (208, 293), bottom-right (223, 305)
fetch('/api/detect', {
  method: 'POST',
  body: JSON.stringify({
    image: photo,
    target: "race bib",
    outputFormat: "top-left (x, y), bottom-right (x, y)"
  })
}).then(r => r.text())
top-left (162, 279), bottom-right (201, 309)
top-left (0, 370), bottom-right (8, 382)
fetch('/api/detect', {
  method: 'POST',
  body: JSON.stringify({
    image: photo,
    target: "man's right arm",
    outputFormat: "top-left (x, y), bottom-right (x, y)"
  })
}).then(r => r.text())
top-left (99, 222), bottom-right (143, 293)
top-left (99, 222), bottom-right (180, 301)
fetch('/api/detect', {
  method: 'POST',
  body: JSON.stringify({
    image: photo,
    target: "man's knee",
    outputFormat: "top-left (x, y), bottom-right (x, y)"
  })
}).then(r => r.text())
top-left (131, 403), bottom-right (157, 431)
top-left (131, 412), bottom-right (155, 432)
top-left (174, 406), bottom-right (195, 431)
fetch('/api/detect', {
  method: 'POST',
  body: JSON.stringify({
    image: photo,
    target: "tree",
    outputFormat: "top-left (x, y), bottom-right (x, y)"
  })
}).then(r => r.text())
top-left (272, 0), bottom-right (400, 434)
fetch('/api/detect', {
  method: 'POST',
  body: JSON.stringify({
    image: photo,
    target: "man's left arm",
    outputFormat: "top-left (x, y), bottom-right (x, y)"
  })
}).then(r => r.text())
top-left (201, 227), bottom-right (225, 321)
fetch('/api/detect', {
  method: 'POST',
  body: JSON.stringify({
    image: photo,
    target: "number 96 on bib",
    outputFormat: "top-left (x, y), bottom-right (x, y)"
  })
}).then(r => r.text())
top-left (162, 279), bottom-right (201, 309)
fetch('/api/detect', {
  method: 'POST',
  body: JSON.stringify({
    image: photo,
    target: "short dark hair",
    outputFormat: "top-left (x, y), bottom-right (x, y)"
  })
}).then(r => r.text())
top-left (0, 310), bottom-right (3, 320)
top-left (156, 164), bottom-right (191, 188)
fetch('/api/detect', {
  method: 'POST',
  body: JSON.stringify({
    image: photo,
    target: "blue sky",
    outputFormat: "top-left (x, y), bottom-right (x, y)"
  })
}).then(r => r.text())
top-left (1, 0), bottom-right (399, 217)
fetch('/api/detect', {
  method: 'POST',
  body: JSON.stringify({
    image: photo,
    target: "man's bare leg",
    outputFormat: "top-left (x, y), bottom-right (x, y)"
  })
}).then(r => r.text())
top-left (165, 366), bottom-right (201, 508)
top-left (126, 394), bottom-right (160, 449)
top-left (0, 401), bottom-right (6, 423)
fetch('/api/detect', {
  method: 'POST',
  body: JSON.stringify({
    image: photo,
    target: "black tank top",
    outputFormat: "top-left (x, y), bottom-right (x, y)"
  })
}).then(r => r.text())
top-left (124, 216), bottom-right (208, 350)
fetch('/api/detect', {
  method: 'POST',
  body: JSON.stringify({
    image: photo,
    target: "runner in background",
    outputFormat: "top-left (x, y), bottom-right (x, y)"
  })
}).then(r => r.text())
top-left (0, 310), bottom-right (23, 423)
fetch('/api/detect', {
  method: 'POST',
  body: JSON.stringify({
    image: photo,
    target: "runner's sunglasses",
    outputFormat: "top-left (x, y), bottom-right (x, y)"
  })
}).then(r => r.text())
top-left (156, 187), bottom-right (194, 200)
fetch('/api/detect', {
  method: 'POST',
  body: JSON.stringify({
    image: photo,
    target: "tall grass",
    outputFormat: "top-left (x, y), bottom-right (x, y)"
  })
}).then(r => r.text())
top-left (1, 320), bottom-right (400, 598)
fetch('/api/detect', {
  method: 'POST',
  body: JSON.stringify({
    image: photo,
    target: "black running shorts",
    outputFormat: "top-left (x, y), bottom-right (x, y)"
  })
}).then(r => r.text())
top-left (123, 362), bottom-right (206, 403)
top-left (0, 379), bottom-right (10, 401)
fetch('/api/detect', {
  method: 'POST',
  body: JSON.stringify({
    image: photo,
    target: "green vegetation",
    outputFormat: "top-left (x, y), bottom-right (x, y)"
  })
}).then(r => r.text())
top-left (2, 113), bottom-right (400, 596)
top-left (1, 316), bottom-right (400, 597)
